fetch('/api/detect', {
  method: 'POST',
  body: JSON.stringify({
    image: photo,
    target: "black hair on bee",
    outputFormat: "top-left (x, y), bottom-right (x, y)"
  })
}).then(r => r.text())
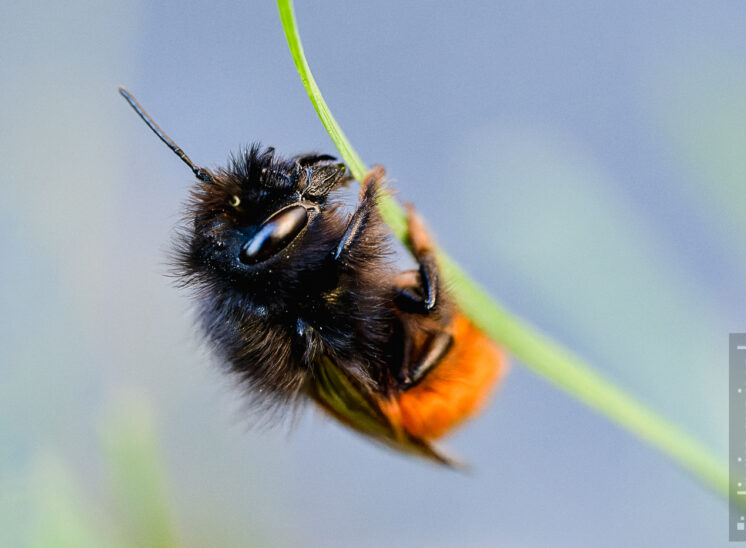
top-left (120, 88), bottom-right (505, 463)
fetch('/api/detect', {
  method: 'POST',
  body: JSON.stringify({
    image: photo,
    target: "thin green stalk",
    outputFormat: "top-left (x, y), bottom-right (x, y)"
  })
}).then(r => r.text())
top-left (277, 0), bottom-right (727, 499)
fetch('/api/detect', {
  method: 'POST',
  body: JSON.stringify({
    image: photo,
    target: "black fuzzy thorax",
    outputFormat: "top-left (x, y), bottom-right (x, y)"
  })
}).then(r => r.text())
top-left (173, 145), bottom-right (400, 407)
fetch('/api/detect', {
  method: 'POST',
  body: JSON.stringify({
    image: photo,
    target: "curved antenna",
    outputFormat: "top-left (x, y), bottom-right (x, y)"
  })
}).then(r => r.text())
top-left (119, 87), bottom-right (212, 182)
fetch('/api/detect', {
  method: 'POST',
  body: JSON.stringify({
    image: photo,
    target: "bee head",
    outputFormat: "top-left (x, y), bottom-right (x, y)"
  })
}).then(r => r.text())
top-left (119, 88), bottom-right (352, 298)
top-left (183, 145), bottom-right (350, 281)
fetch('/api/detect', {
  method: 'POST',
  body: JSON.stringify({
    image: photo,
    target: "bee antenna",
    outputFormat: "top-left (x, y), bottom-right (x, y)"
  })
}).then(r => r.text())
top-left (119, 87), bottom-right (213, 183)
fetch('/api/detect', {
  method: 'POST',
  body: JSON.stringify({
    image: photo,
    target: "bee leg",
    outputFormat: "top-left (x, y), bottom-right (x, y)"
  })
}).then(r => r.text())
top-left (394, 205), bottom-right (439, 314)
top-left (394, 257), bottom-right (438, 314)
top-left (400, 330), bottom-right (454, 388)
top-left (333, 166), bottom-right (385, 262)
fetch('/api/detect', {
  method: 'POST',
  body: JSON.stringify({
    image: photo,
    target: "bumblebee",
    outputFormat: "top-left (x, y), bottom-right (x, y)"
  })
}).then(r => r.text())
top-left (120, 88), bottom-right (506, 464)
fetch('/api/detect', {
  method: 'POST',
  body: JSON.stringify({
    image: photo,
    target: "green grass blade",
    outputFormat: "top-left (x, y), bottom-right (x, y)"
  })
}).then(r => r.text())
top-left (276, 0), bottom-right (727, 499)
top-left (277, 3), bottom-right (366, 183)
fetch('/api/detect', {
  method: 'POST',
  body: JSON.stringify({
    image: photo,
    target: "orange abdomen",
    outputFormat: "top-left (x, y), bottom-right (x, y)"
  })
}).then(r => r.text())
top-left (388, 314), bottom-right (506, 440)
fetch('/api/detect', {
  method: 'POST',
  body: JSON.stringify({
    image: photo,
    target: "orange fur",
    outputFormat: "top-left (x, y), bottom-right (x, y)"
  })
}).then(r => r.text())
top-left (385, 314), bottom-right (506, 440)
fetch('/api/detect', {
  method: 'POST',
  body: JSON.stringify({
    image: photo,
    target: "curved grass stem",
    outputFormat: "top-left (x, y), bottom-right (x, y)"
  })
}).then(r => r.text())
top-left (277, 0), bottom-right (727, 500)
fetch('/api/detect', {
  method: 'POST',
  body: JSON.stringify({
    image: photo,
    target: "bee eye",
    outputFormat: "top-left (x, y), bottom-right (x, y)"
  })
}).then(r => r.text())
top-left (240, 205), bottom-right (309, 264)
top-left (229, 195), bottom-right (241, 207)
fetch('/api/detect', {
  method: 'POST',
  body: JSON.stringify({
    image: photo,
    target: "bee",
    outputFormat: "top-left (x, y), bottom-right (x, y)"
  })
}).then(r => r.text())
top-left (119, 88), bottom-right (506, 464)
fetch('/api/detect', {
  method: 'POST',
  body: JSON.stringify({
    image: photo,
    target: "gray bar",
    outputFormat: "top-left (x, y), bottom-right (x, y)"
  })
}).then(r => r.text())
top-left (730, 334), bottom-right (746, 541)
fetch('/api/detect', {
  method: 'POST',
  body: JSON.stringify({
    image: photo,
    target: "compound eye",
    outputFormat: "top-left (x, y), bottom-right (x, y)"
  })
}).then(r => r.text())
top-left (239, 205), bottom-right (308, 264)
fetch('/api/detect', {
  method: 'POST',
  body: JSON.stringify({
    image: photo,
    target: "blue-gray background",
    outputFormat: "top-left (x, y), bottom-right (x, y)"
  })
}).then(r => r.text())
top-left (1, 1), bottom-right (742, 546)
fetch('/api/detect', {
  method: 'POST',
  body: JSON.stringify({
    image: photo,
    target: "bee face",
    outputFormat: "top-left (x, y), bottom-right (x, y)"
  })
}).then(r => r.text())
top-left (180, 146), bottom-right (351, 285)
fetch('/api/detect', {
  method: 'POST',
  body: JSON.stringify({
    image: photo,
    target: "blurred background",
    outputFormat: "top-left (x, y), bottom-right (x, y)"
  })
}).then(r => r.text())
top-left (1, 1), bottom-right (743, 546)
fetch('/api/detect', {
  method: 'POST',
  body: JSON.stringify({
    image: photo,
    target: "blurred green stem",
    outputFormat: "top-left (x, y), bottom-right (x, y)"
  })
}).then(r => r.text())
top-left (277, 0), bottom-right (727, 500)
